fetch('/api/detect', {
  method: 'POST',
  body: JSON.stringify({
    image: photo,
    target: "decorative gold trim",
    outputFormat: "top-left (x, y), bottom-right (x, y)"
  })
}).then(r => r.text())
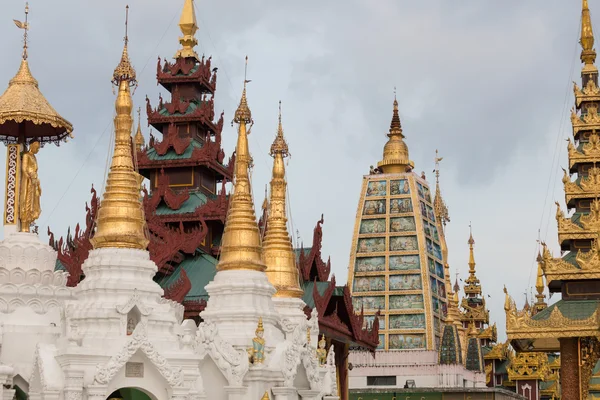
top-left (505, 289), bottom-right (600, 339)
top-left (3, 144), bottom-right (20, 226)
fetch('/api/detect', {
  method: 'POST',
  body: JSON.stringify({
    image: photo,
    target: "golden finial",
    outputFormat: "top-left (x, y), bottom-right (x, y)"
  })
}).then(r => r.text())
top-left (216, 66), bottom-right (265, 272)
top-left (112, 6), bottom-right (136, 87)
top-left (263, 102), bottom-right (303, 298)
top-left (532, 250), bottom-right (547, 315)
top-left (13, 3), bottom-right (29, 60)
top-left (581, 0), bottom-right (597, 69)
top-left (503, 286), bottom-right (511, 311)
top-left (256, 317), bottom-right (264, 332)
top-left (134, 107), bottom-right (145, 150)
top-left (261, 392), bottom-right (270, 400)
top-left (234, 57), bottom-right (252, 124)
top-left (377, 92), bottom-right (414, 174)
top-left (91, 6), bottom-right (148, 250)
top-left (175, 0), bottom-right (199, 59)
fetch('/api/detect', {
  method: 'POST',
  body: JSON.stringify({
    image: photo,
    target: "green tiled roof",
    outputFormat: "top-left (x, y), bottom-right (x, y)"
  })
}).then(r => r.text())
top-left (301, 280), bottom-right (344, 309)
top-left (571, 212), bottom-right (583, 227)
top-left (532, 299), bottom-right (599, 321)
top-left (157, 251), bottom-right (218, 301)
top-left (158, 100), bottom-right (202, 117)
top-left (561, 251), bottom-right (579, 267)
top-left (155, 191), bottom-right (211, 215)
top-left (146, 139), bottom-right (202, 161)
top-left (539, 381), bottom-right (556, 390)
top-left (294, 247), bottom-right (312, 260)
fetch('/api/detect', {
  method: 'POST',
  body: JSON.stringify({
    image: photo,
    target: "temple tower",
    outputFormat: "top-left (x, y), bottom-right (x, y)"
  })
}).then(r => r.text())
top-left (347, 97), bottom-right (449, 352)
top-left (458, 229), bottom-right (496, 347)
top-left (506, 2), bottom-right (600, 400)
top-left (137, 0), bottom-right (233, 320)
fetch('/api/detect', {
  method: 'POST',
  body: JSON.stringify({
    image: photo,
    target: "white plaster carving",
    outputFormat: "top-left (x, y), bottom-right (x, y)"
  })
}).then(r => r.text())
top-left (116, 289), bottom-right (152, 316)
top-left (195, 322), bottom-right (249, 387)
top-left (94, 325), bottom-right (184, 387)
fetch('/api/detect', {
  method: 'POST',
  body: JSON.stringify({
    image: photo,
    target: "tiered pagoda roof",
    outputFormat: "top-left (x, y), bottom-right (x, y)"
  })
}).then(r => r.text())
top-left (505, 2), bottom-right (600, 398)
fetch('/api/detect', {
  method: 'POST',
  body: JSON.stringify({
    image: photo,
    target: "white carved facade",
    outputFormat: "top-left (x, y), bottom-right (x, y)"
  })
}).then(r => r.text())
top-left (0, 232), bottom-right (339, 400)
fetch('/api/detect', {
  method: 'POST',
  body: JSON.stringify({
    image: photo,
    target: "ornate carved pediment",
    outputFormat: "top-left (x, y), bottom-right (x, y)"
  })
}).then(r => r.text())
top-left (94, 325), bottom-right (184, 387)
top-left (505, 287), bottom-right (600, 339)
top-left (507, 352), bottom-right (551, 381)
top-left (570, 132), bottom-right (600, 168)
top-left (115, 289), bottom-right (152, 316)
top-left (541, 240), bottom-right (600, 283)
top-left (575, 79), bottom-right (600, 107)
top-left (572, 104), bottom-right (600, 135)
top-left (563, 167), bottom-right (600, 203)
top-left (484, 340), bottom-right (510, 360)
top-left (195, 322), bottom-right (249, 387)
top-left (555, 201), bottom-right (600, 241)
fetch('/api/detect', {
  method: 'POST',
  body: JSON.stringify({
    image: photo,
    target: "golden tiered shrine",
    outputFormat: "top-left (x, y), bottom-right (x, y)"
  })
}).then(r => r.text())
top-left (505, 1), bottom-right (600, 399)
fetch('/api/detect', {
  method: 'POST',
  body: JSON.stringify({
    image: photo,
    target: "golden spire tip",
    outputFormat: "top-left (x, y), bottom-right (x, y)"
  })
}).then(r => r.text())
top-left (13, 2), bottom-right (30, 60)
top-left (175, 0), bottom-right (199, 59)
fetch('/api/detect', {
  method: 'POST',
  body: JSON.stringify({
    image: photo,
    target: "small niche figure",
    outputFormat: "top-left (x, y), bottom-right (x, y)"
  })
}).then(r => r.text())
top-left (126, 316), bottom-right (136, 336)
top-left (249, 317), bottom-right (266, 364)
top-left (316, 334), bottom-right (328, 365)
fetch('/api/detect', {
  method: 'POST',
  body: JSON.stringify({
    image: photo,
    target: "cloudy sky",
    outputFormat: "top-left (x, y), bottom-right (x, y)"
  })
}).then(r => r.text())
top-left (0, 0), bottom-right (588, 339)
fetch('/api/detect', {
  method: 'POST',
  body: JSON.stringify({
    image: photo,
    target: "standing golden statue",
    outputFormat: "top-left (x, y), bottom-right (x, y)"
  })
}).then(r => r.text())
top-left (316, 334), bottom-right (328, 365)
top-left (19, 141), bottom-right (41, 232)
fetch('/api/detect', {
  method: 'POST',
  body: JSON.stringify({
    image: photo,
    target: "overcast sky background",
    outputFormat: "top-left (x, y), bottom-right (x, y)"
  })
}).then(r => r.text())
top-left (0, 0), bottom-right (588, 340)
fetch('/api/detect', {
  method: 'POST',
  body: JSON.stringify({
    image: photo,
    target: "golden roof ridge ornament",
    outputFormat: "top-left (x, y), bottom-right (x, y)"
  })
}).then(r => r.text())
top-left (263, 101), bottom-right (303, 298)
top-left (581, 0), bottom-right (597, 71)
top-left (376, 90), bottom-right (414, 174)
top-left (0, 3), bottom-right (73, 139)
top-left (90, 5), bottom-right (148, 250)
top-left (216, 57), bottom-right (266, 272)
top-left (175, 0), bottom-right (199, 60)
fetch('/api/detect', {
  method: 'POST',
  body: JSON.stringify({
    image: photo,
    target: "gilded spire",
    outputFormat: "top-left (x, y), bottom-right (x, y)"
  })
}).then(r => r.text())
top-left (581, 0), bottom-right (597, 70)
top-left (174, 0), bottom-right (199, 59)
top-left (216, 65), bottom-right (265, 272)
top-left (134, 107), bottom-right (145, 150)
top-left (464, 225), bottom-right (481, 297)
top-left (234, 58), bottom-right (252, 124)
top-left (263, 102), bottom-right (303, 298)
top-left (91, 6), bottom-right (148, 250)
top-left (377, 92), bottom-right (414, 174)
top-left (433, 150), bottom-right (450, 225)
top-left (0, 4), bottom-right (73, 137)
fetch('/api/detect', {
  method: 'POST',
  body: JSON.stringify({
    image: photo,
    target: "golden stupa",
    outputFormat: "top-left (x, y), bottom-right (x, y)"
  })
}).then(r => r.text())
top-left (90, 9), bottom-right (148, 250)
top-left (262, 102), bottom-right (303, 298)
top-left (376, 96), bottom-right (414, 174)
top-left (216, 69), bottom-right (266, 272)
